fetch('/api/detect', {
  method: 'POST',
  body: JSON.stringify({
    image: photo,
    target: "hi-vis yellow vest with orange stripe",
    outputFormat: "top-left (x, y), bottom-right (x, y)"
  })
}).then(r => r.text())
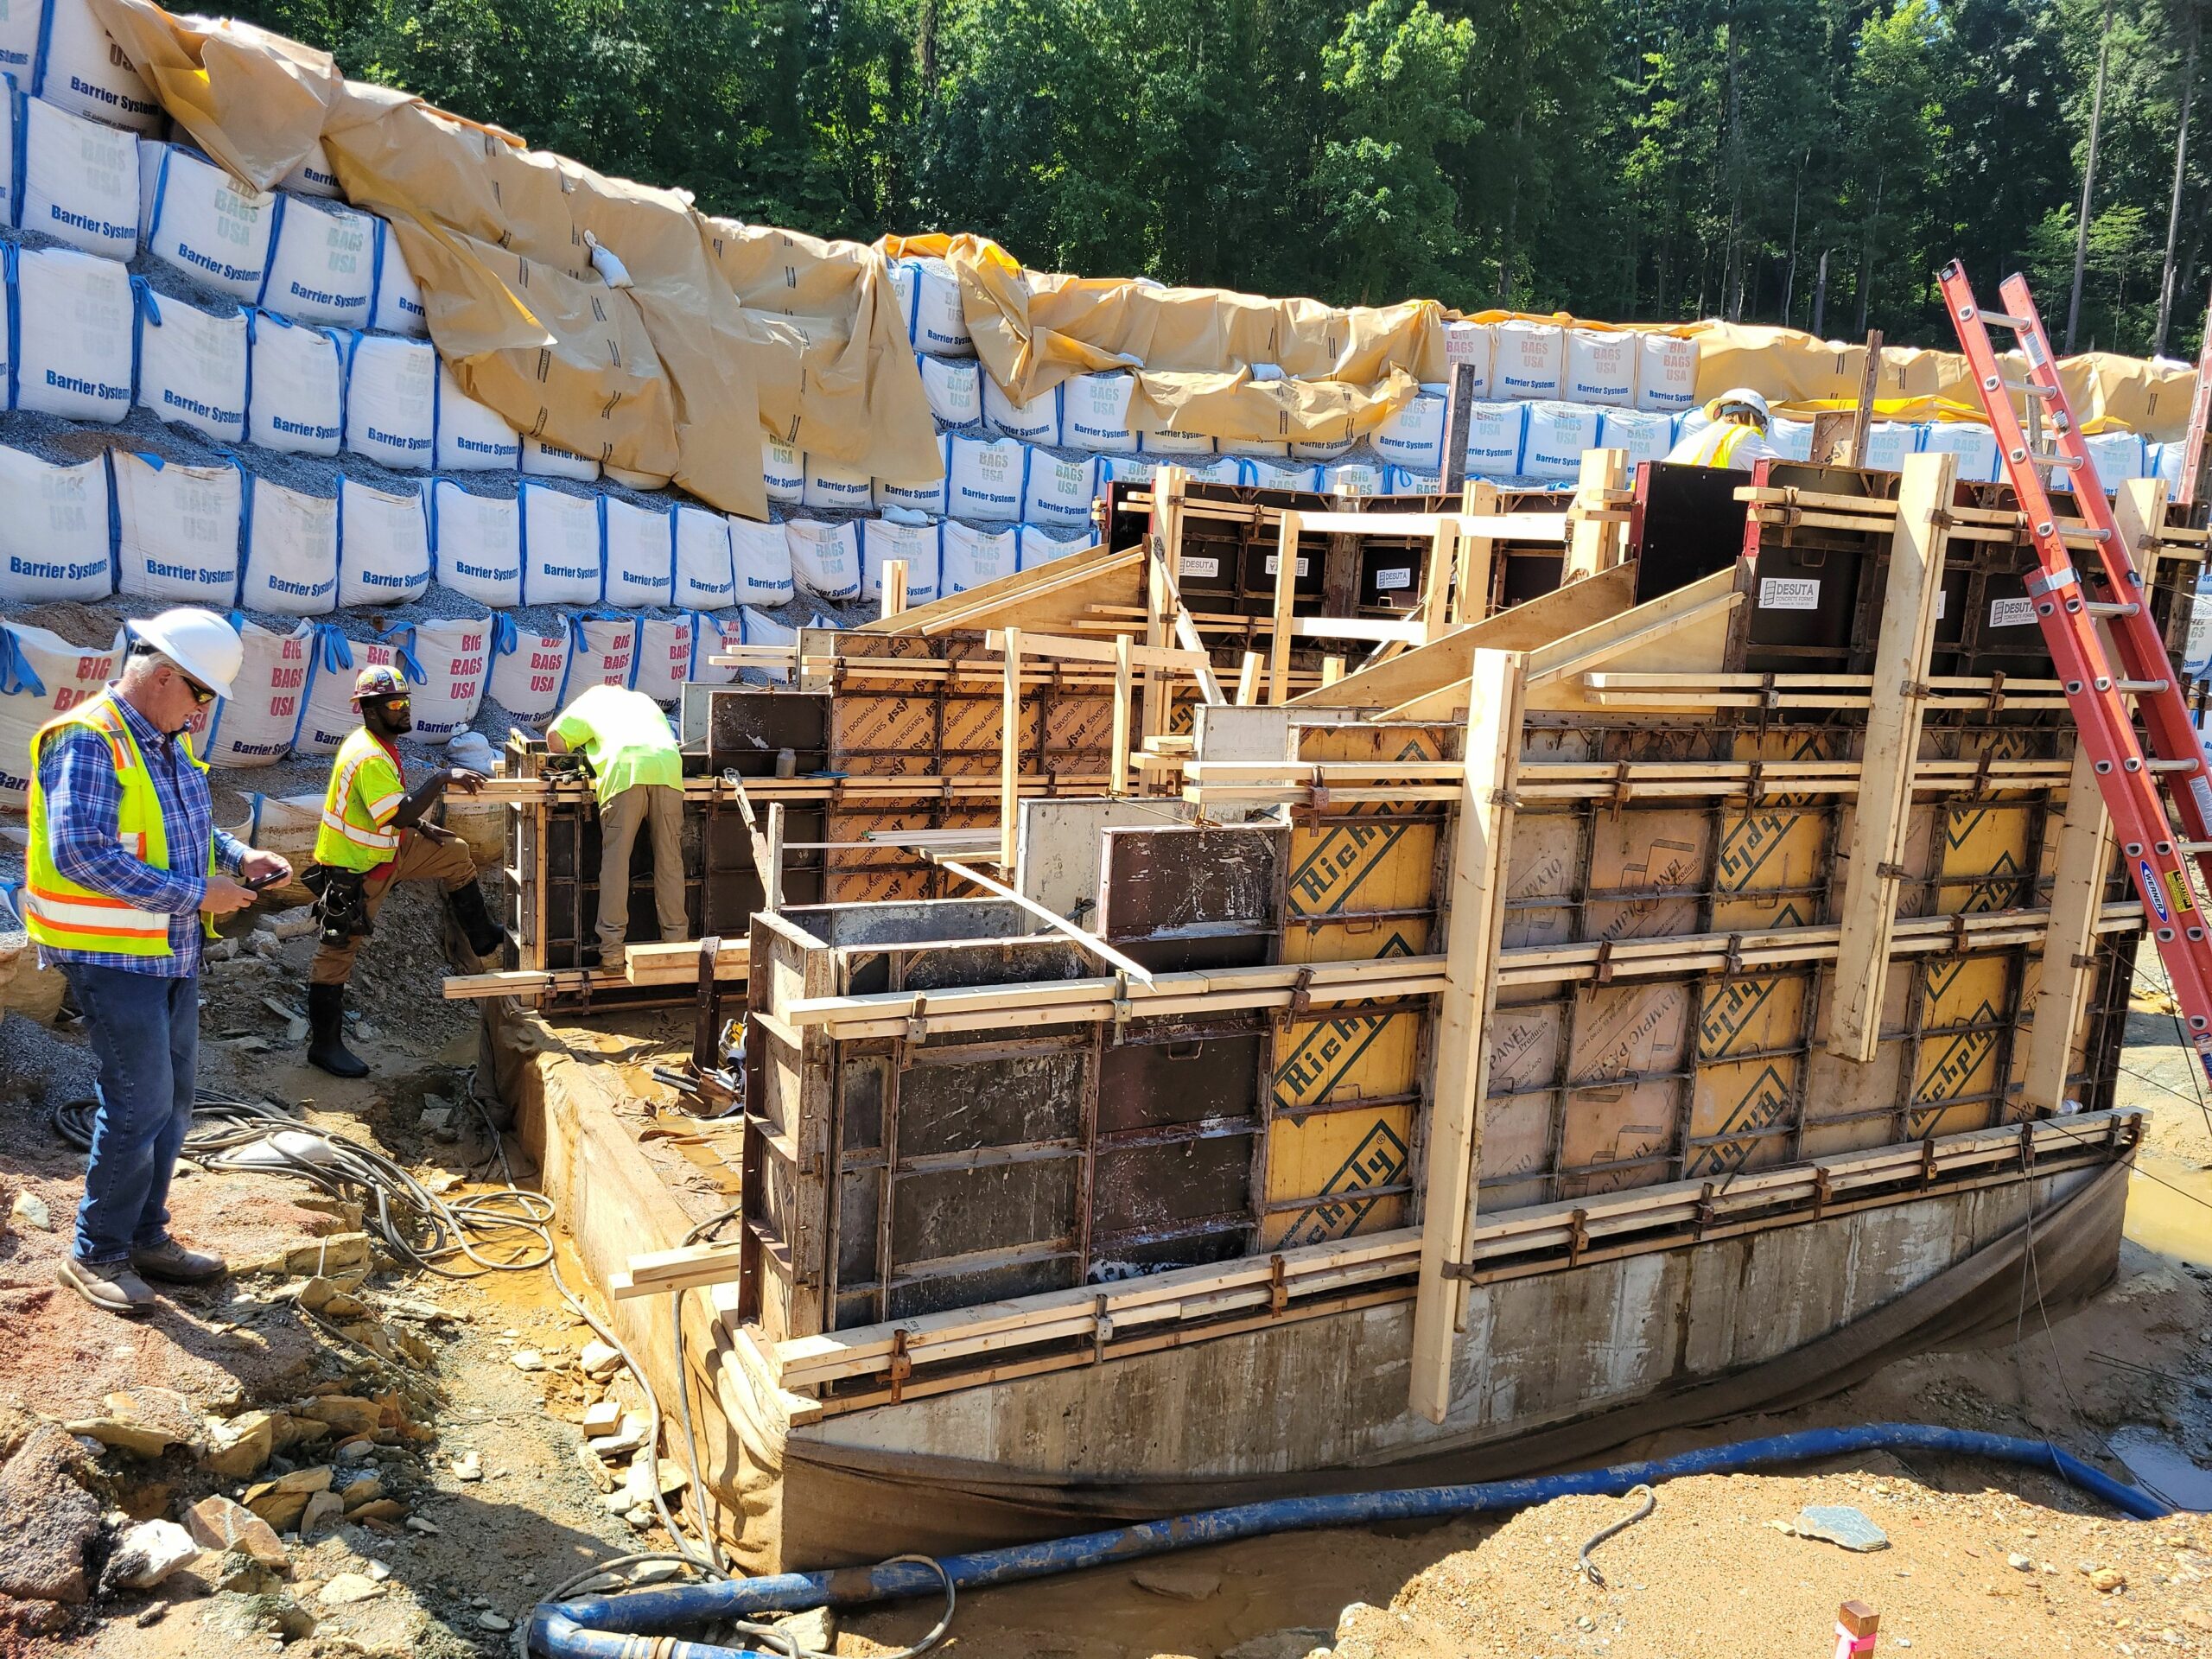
top-left (23, 690), bottom-right (215, 958)
top-left (1667, 420), bottom-right (1762, 467)
top-left (313, 728), bottom-right (407, 873)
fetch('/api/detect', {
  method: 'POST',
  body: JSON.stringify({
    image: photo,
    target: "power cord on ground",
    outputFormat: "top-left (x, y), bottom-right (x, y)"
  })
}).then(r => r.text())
top-left (1574, 1484), bottom-right (1654, 1587)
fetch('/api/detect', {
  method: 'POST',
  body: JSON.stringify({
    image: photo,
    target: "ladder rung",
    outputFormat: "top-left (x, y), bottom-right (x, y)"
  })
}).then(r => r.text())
top-left (1999, 379), bottom-right (2059, 399)
top-left (2120, 678), bottom-right (2172, 694)
top-left (1982, 310), bottom-right (2037, 330)
top-left (2087, 601), bottom-right (2141, 618)
top-left (2033, 452), bottom-right (2084, 469)
top-left (2148, 758), bottom-right (2202, 773)
top-left (2183, 841), bottom-right (2212, 855)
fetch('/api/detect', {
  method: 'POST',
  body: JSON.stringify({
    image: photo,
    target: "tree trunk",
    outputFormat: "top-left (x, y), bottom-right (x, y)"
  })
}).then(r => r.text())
top-left (2156, 5), bottom-right (2200, 356)
top-left (2069, 0), bottom-right (2116, 354)
top-left (1783, 166), bottom-right (1804, 327)
top-left (1857, 172), bottom-right (1882, 336)
top-left (1813, 248), bottom-right (1829, 337)
top-left (1496, 107), bottom-right (1525, 305)
top-left (1723, 0), bottom-right (1745, 320)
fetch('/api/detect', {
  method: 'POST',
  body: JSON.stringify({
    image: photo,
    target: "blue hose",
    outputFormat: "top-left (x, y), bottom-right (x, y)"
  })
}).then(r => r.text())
top-left (529, 1422), bottom-right (2164, 1657)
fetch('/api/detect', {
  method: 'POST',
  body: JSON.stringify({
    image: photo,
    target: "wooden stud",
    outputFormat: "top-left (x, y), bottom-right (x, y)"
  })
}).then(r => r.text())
top-left (1321, 656), bottom-right (1344, 688)
top-left (1420, 518), bottom-right (1459, 643)
top-left (1563, 448), bottom-right (1630, 583)
top-left (1847, 330), bottom-right (1885, 468)
top-left (765, 801), bottom-right (785, 911)
top-left (1268, 509), bottom-right (1302, 704)
top-left (1110, 632), bottom-right (1134, 797)
top-left (880, 558), bottom-right (909, 620)
top-left (1454, 480), bottom-right (1500, 624)
top-left (1236, 652), bottom-right (1262, 707)
top-left (1142, 467), bottom-right (1185, 742)
top-left (1825, 449), bottom-right (1956, 1062)
top-left (1000, 625), bottom-right (1021, 872)
top-left (1411, 646), bottom-right (1526, 1423)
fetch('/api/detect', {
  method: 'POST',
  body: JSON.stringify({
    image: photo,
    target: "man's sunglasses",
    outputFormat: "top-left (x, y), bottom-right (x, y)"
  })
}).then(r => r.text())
top-left (180, 675), bottom-right (219, 707)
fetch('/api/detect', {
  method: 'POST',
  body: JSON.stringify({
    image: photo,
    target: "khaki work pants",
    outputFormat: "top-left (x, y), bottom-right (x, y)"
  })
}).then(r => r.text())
top-left (596, 784), bottom-right (687, 954)
top-left (309, 829), bottom-right (478, 985)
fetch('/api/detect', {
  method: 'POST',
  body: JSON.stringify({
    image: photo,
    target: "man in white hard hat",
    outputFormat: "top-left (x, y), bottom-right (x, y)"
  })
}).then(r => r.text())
top-left (22, 608), bottom-right (291, 1316)
top-left (1665, 387), bottom-right (1777, 469)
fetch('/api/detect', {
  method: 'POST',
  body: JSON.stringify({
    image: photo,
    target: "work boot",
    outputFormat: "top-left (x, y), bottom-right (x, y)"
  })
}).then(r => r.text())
top-left (55, 1255), bottom-right (155, 1316)
top-left (306, 982), bottom-right (370, 1078)
top-left (130, 1236), bottom-right (227, 1283)
top-left (446, 882), bottom-right (506, 961)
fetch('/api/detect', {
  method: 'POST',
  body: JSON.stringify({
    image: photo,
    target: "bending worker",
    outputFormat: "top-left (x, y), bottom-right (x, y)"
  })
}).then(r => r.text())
top-left (544, 683), bottom-right (687, 968)
top-left (1665, 386), bottom-right (1777, 468)
top-left (304, 664), bottom-right (501, 1078)
top-left (23, 609), bottom-right (291, 1315)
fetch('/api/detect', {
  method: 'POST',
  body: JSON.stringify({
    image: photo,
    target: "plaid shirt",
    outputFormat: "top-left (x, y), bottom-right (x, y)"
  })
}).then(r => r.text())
top-left (35, 692), bottom-right (247, 977)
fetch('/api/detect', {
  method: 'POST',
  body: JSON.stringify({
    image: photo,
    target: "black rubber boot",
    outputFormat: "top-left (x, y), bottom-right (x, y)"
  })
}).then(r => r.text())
top-left (306, 982), bottom-right (369, 1078)
top-left (447, 882), bottom-right (506, 962)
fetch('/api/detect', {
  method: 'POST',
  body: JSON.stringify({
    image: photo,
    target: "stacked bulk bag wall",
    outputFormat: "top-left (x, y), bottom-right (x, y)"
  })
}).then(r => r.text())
top-left (435, 362), bottom-right (522, 471)
top-left (133, 285), bottom-right (247, 443)
top-left (738, 607), bottom-right (797, 683)
top-left (1023, 452), bottom-right (1097, 531)
top-left (0, 621), bottom-right (125, 804)
top-left (2086, 429), bottom-right (2146, 486)
top-left (488, 616), bottom-right (569, 721)
top-left (0, 6), bottom-right (33, 79)
top-left (143, 146), bottom-right (276, 300)
top-left (762, 434), bottom-right (804, 505)
top-left (335, 477), bottom-right (430, 607)
top-left (201, 617), bottom-right (310, 767)
top-left (36, 0), bottom-right (161, 130)
top-left (428, 480), bottom-right (521, 608)
top-left (345, 334), bottom-right (437, 469)
top-left (1637, 335), bottom-right (1699, 413)
top-left (21, 95), bottom-right (137, 260)
top-left (1064, 373), bottom-right (1138, 453)
top-left (1863, 422), bottom-right (1917, 472)
top-left (858, 518), bottom-right (939, 604)
top-left (385, 617), bottom-right (489, 742)
top-left (0, 446), bottom-right (111, 601)
top-left (245, 309), bottom-right (345, 454)
top-left (1492, 321), bottom-right (1564, 400)
top-left (238, 477), bottom-right (338, 613)
top-left (876, 435), bottom-right (950, 516)
top-left (370, 220), bottom-right (429, 335)
top-left (261, 195), bottom-right (375, 327)
top-left (519, 483), bottom-right (604, 606)
top-left (731, 518), bottom-right (794, 606)
top-left (562, 612), bottom-right (638, 698)
top-left (13, 245), bottom-right (128, 420)
top-left (1322, 461), bottom-right (1382, 494)
top-left (898, 256), bottom-right (972, 354)
top-left (631, 614), bottom-right (699, 705)
top-left (603, 496), bottom-right (675, 607)
top-left (1767, 417), bottom-right (1815, 461)
top-left (984, 378), bottom-right (1060, 444)
top-left (949, 435), bottom-right (1026, 523)
top-left (919, 355), bottom-right (982, 426)
top-left (1140, 424), bottom-right (1214, 456)
top-left (281, 143), bottom-right (341, 198)
top-left (786, 518), bottom-right (859, 600)
top-left (522, 434), bottom-right (600, 481)
top-left (112, 452), bottom-right (242, 605)
top-left (690, 613), bottom-right (744, 686)
top-left (1240, 459), bottom-right (1321, 492)
top-left (1017, 526), bottom-right (1084, 569)
top-left (296, 626), bottom-right (398, 753)
top-left (672, 505), bottom-right (735, 609)
top-left (940, 519), bottom-right (1016, 594)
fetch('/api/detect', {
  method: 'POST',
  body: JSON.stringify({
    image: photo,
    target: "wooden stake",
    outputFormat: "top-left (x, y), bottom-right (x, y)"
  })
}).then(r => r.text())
top-left (880, 558), bottom-right (909, 620)
top-left (1268, 509), bottom-right (1301, 704)
top-left (1826, 448), bottom-right (1955, 1062)
top-left (1235, 652), bottom-right (1261, 707)
top-left (1321, 656), bottom-right (1344, 688)
top-left (1143, 467), bottom-right (1185, 742)
top-left (765, 801), bottom-right (785, 910)
top-left (1000, 625), bottom-right (1021, 873)
top-left (1454, 480), bottom-right (1500, 624)
top-left (1847, 329), bottom-right (1885, 468)
top-left (1420, 517), bottom-right (1459, 643)
top-left (1110, 632), bottom-right (1134, 797)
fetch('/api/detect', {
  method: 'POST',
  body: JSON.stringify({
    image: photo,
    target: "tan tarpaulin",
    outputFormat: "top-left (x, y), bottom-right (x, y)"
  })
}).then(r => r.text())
top-left (85, 0), bottom-right (939, 516)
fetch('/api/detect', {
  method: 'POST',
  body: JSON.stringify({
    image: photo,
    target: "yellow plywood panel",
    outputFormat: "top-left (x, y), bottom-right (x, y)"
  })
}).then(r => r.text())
top-left (1696, 973), bottom-right (1808, 1060)
top-left (1281, 916), bottom-right (1433, 963)
top-left (1270, 1009), bottom-right (1421, 1114)
top-left (1261, 1109), bottom-right (1413, 1247)
top-left (1712, 806), bottom-right (1829, 931)
top-left (1559, 1082), bottom-right (1675, 1192)
top-left (1688, 1055), bottom-right (1801, 1176)
top-left (1286, 818), bottom-right (1440, 922)
top-left (1936, 803), bottom-right (2037, 914)
top-left (1503, 806), bottom-right (1579, 948)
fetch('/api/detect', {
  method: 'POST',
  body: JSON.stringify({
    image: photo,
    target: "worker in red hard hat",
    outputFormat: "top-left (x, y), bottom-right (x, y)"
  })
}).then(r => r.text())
top-left (1666, 387), bottom-right (1777, 469)
top-left (300, 663), bottom-right (500, 1078)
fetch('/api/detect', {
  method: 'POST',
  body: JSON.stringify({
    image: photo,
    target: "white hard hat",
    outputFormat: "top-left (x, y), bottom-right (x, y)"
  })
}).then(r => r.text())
top-left (130, 607), bottom-right (244, 700)
top-left (1708, 386), bottom-right (1771, 429)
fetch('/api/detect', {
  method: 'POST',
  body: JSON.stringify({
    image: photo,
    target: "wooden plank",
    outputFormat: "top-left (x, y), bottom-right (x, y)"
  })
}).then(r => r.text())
top-left (1111, 633), bottom-right (1134, 795)
top-left (1826, 448), bottom-right (1956, 1062)
top-left (984, 628), bottom-right (1208, 673)
top-left (1293, 509), bottom-right (1570, 540)
top-left (880, 557), bottom-right (909, 620)
top-left (1235, 651), bottom-right (1262, 706)
top-left (863, 543), bottom-right (1139, 638)
top-left (1411, 645), bottom-right (1525, 1424)
top-left (1269, 509), bottom-right (1301, 705)
top-left (935, 855), bottom-right (1155, 983)
top-left (611, 1241), bottom-right (746, 1300)
top-left (1000, 627), bottom-right (1021, 871)
top-left (1522, 563), bottom-right (1743, 684)
top-left (1420, 518), bottom-right (1459, 643)
top-left (1563, 447), bottom-right (1629, 582)
top-left (1455, 480), bottom-right (1499, 623)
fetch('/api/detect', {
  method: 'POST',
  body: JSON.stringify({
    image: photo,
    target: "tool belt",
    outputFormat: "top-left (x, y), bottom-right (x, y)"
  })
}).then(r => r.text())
top-left (302, 863), bottom-right (373, 949)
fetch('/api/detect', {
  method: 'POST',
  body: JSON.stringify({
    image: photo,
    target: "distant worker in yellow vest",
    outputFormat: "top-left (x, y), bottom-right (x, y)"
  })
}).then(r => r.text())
top-left (544, 683), bottom-right (688, 968)
top-left (1665, 387), bottom-right (1777, 469)
top-left (24, 609), bottom-right (291, 1315)
top-left (302, 664), bottom-right (500, 1078)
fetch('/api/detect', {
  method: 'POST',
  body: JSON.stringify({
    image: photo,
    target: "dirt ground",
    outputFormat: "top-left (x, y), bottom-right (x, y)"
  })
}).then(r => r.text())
top-left (4, 888), bottom-right (2212, 1659)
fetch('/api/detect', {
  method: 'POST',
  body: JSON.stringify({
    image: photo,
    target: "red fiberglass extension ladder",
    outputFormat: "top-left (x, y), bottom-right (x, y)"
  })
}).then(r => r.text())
top-left (1939, 261), bottom-right (2212, 1077)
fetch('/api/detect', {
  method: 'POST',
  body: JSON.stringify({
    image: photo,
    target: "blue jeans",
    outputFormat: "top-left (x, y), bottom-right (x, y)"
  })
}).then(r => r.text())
top-left (60, 964), bottom-right (199, 1265)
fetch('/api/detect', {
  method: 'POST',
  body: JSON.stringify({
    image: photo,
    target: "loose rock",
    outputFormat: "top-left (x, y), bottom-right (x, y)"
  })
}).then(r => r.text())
top-left (105, 1518), bottom-right (201, 1591)
top-left (184, 1495), bottom-right (289, 1571)
top-left (9, 1190), bottom-right (52, 1231)
top-left (317, 1571), bottom-right (386, 1605)
top-left (0, 1424), bottom-right (101, 1603)
top-left (1132, 1565), bottom-right (1224, 1601)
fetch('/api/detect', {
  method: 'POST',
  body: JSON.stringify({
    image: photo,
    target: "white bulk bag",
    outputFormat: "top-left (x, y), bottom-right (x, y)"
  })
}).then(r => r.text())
top-left (1595, 407), bottom-right (1674, 469)
top-left (1464, 401), bottom-right (1529, 474)
top-left (1384, 466), bottom-right (1440, 497)
top-left (1563, 328), bottom-right (1637, 407)
top-left (370, 219), bottom-right (429, 335)
top-left (435, 361), bottom-right (522, 471)
top-left (344, 334), bottom-right (436, 470)
top-left (1289, 429), bottom-right (1357, 462)
top-left (875, 435), bottom-right (950, 516)
top-left (899, 256), bottom-right (971, 355)
top-left (732, 518), bottom-right (795, 606)
top-left (673, 505), bottom-right (735, 609)
top-left (739, 606), bottom-right (797, 683)
top-left (522, 433), bottom-right (601, 481)
top-left (562, 613), bottom-right (639, 700)
top-left (428, 480), bottom-right (522, 609)
top-left (0, 3), bottom-right (34, 77)
top-left (1240, 459), bottom-right (1322, 492)
top-left (35, 0), bottom-right (159, 130)
top-left (919, 354), bottom-right (982, 426)
top-left (487, 616), bottom-right (569, 721)
top-left (1096, 455), bottom-right (1157, 489)
top-left (0, 621), bottom-right (125, 805)
top-left (336, 477), bottom-right (430, 607)
top-left (238, 477), bottom-right (338, 614)
top-left (1862, 421), bottom-right (1916, 473)
top-left (12, 244), bottom-right (128, 420)
top-left (201, 617), bottom-right (309, 767)
top-left (519, 482), bottom-right (604, 607)
top-left (142, 146), bottom-right (276, 300)
top-left (802, 453), bottom-right (876, 513)
top-left (1373, 385), bottom-right (1447, 472)
top-left (948, 434), bottom-right (1026, 523)
top-left (609, 467), bottom-right (671, 493)
top-left (280, 143), bottom-right (342, 198)
top-left (786, 518), bottom-right (859, 600)
top-left (984, 376), bottom-right (1060, 445)
top-left (858, 518), bottom-right (940, 604)
top-left (132, 283), bottom-right (247, 442)
top-left (1017, 526), bottom-right (1084, 569)
top-left (0, 446), bottom-right (110, 602)
top-left (1918, 421), bottom-right (1999, 484)
top-left (1518, 402), bottom-right (1602, 478)
top-left (1054, 372), bottom-right (1135, 454)
top-left (296, 626), bottom-right (396, 755)
top-left (762, 433), bottom-right (804, 505)
top-left (262, 195), bottom-right (375, 326)
top-left (2085, 429), bottom-right (2146, 486)
top-left (1491, 320), bottom-right (1563, 400)
top-left (1023, 451), bottom-right (1097, 531)
top-left (630, 614), bottom-right (698, 705)
top-left (245, 308), bottom-right (345, 455)
top-left (1186, 456), bottom-right (1244, 486)
top-left (938, 519), bottom-right (1016, 594)
top-left (1636, 334), bottom-right (1700, 413)
top-left (21, 94), bottom-right (137, 259)
top-left (385, 617), bottom-right (490, 743)
top-left (1767, 417), bottom-right (1814, 461)
top-left (1322, 462), bottom-right (1382, 495)
top-left (1139, 425), bottom-right (1214, 456)
top-left (113, 452), bottom-right (242, 605)
top-left (603, 497), bottom-right (675, 607)
top-left (1444, 320), bottom-right (1495, 399)
top-left (688, 613), bottom-right (744, 687)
